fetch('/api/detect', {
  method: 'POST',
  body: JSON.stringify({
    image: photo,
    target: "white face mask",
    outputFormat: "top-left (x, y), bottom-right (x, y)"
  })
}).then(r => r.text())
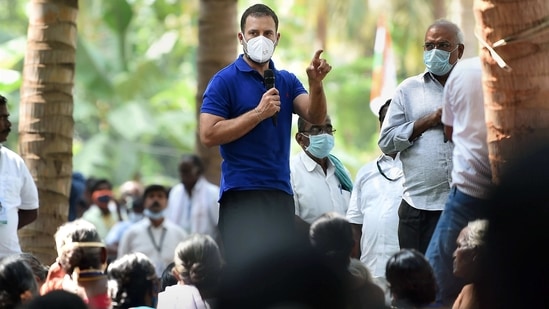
top-left (242, 34), bottom-right (276, 64)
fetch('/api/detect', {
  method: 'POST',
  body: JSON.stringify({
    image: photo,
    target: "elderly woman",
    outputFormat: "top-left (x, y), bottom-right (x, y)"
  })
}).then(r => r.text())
top-left (41, 219), bottom-right (110, 309)
top-left (452, 219), bottom-right (488, 309)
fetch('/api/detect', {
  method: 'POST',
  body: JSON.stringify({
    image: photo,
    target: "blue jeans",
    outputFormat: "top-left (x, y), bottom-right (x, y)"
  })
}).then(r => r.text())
top-left (425, 186), bottom-right (489, 306)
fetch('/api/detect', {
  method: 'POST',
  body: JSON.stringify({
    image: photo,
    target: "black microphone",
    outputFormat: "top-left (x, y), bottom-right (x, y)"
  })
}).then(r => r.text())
top-left (264, 69), bottom-right (277, 126)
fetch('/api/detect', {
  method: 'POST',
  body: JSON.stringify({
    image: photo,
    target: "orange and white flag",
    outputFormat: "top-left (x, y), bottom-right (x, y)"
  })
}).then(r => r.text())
top-left (370, 16), bottom-right (397, 116)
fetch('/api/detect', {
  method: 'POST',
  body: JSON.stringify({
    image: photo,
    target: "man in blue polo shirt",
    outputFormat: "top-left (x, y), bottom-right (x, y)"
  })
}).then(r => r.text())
top-left (199, 3), bottom-right (332, 267)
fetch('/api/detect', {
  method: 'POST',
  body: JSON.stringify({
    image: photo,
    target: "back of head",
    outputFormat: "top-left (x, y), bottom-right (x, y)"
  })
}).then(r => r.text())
top-left (107, 252), bottom-right (157, 309)
top-left (19, 290), bottom-right (87, 309)
top-left (477, 143), bottom-right (549, 308)
top-left (0, 255), bottom-right (38, 309)
top-left (160, 262), bottom-right (177, 292)
top-left (18, 253), bottom-right (49, 286)
top-left (309, 212), bottom-right (354, 275)
top-left (54, 219), bottom-right (105, 274)
top-left (173, 234), bottom-right (223, 293)
top-left (385, 249), bottom-right (436, 308)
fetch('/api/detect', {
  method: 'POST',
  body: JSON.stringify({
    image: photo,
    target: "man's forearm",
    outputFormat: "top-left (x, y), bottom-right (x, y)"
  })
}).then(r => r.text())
top-left (306, 81), bottom-right (327, 124)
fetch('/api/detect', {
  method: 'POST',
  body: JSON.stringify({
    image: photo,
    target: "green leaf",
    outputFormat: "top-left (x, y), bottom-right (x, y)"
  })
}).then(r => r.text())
top-left (102, 0), bottom-right (133, 35)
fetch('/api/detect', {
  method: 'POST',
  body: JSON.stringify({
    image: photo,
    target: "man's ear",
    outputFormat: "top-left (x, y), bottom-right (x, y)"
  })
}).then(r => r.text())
top-left (295, 132), bottom-right (302, 144)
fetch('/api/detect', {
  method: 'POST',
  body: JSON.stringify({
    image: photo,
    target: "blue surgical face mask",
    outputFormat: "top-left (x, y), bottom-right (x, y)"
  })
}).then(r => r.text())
top-left (423, 46), bottom-right (458, 76)
top-left (144, 208), bottom-right (165, 220)
top-left (305, 133), bottom-right (335, 158)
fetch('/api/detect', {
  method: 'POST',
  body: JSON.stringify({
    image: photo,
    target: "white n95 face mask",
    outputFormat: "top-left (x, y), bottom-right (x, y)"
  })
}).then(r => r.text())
top-left (243, 35), bottom-right (275, 64)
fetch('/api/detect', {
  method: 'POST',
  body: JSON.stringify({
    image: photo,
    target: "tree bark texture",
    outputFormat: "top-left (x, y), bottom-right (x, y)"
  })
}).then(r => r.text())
top-left (474, 0), bottom-right (549, 184)
top-left (18, 0), bottom-right (78, 264)
top-left (196, 0), bottom-right (237, 186)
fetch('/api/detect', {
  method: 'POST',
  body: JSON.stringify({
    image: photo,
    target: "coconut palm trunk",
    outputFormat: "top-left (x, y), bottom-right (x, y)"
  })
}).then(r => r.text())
top-left (196, 0), bottom-right (237, 185)
top-left (474, 0), bottom-right (549, 184)
top-left (18, 0), bottom-right (78, 264)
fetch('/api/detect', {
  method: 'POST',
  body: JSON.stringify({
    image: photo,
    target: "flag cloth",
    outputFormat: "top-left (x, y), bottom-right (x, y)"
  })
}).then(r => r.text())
top-left (370, 16), bottom-right (397, 117)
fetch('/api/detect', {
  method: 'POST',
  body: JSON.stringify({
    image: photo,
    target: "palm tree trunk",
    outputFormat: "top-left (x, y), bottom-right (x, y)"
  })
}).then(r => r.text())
top-left (474, 0), bottom-right (549, 184)
top-left (18, 0), bottom-right (78, 264)
top-left (196, 0), bottom-right (237, 185)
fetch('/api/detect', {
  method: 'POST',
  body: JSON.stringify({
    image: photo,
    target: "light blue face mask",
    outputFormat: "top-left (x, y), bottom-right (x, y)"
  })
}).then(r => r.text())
top-left (423, 47), bottom-right (458, 76)
top-left (305, 133), bottom-right (335, 159)
top-left (144, 208), bottom-right (165, 220)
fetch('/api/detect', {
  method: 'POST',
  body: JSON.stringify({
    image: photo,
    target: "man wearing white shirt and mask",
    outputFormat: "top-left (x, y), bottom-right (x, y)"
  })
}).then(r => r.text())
top-left (118, 184), bottom-right (188, 277)
top-left (290, 115), bottom-right (352, 226)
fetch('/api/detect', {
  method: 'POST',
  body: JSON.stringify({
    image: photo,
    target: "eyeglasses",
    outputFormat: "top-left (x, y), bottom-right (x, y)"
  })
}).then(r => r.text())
top-left (423, 42), bottom-right (454, 51)
top-left (301, 126), bottom-right (336, 135)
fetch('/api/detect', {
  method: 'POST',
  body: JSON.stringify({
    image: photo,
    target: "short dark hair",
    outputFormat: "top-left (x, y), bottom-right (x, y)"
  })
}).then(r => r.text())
top-left (309, 212), bottom-right (354, 275)
top-left (143, 184), bottom-right (168, 199)
top-left (0, 95), bottom-right (6, 106)
top-left (160, 262), bottom-right (177, 292)
top-left (180, 154), bottom-right (204, 174)
top-left (386, 249), bottom-right (436, 307)
top-left (240, 4), bottom-right (279, 33)
top-left (297, 115), bottom-right (331, 133)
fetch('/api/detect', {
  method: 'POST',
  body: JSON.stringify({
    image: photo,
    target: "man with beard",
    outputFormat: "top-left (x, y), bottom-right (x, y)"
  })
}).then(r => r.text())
top-left (118, 184), bottom-right (188, 277)
top-left (0, 94), bottom-right (39, 258)
top-left (199, 3), bottom-right (332, 268)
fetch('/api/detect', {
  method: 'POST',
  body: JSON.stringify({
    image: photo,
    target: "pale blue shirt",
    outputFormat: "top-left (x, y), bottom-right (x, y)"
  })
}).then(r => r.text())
top-left (378, 72), bottom-right (453, 211)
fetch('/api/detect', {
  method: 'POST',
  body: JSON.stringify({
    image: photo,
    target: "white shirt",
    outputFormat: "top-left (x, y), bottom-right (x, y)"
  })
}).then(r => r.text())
top-left (118, 218), bottom-right (188, 277)
top-left (346, 154), bottom-right (403, 279)
top-left (290, 151), bottom-right (351, 224)
top-left (157, 284), bottom-right (210, 309)
top-left (442, 57), bottom-right (492, 199)
top-left (166, 177), bottom-right (219, 238)
top-left (0, 145), bottom-right (39, 257)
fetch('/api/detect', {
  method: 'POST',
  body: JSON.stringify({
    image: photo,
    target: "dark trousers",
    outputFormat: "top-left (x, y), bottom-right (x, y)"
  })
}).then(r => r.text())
top-left (397, 199), bottom-right (442, 254)
top-left (218, 190), bottom-right (296, 269)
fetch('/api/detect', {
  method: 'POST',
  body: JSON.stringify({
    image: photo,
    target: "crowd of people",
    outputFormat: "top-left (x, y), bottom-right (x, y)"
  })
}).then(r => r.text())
top-left (1, 2), bottom-right (548, 309)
